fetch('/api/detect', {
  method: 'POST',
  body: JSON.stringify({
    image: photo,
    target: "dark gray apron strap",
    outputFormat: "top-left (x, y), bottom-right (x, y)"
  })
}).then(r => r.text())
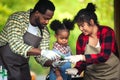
top-left (0, 31), bottom-right (42, 80)
top-left (23, 31), bottom-right (42, 48)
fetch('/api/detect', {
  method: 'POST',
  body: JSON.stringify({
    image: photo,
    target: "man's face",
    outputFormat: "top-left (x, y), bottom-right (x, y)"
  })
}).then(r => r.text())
top-left (35, 9), bottom-right (54, 28)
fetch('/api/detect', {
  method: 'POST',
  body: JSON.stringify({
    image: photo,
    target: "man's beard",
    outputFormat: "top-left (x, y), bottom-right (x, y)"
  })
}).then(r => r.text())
top-left (35, 19), bottom-right (44, 29)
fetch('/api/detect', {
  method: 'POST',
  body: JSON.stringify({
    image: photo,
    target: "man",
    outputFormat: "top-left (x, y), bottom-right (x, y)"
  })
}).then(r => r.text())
top-left (0, 0), bottom-right (59, 80)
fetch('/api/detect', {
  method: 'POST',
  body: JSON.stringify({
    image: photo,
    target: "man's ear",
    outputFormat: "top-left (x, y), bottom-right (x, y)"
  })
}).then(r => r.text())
top-left (35, 11), bottom-right (39, 14)
top-left (35, 11), bottom-right (41, 16)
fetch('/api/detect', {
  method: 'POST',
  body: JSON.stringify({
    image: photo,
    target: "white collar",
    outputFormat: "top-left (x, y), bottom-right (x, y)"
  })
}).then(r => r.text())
top-left (27, 23), bottom-right (38, 36)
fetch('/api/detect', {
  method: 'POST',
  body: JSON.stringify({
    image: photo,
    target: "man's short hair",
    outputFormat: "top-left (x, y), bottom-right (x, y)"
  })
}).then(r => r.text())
top-left (33, 0), bottom-right (55, 14)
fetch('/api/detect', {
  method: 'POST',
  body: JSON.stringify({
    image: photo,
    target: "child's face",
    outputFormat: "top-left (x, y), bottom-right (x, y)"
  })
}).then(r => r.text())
top-left (55, 30), bottom-right (69, 46)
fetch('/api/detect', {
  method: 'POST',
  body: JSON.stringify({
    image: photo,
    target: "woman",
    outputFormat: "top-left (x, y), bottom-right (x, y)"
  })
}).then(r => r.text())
top-left (66, 3), bottom-right (120, 80)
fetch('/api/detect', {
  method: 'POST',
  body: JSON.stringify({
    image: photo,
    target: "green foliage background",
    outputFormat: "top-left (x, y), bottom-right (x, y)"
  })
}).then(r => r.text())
top-left (0, 0), bottom-right (114, 75)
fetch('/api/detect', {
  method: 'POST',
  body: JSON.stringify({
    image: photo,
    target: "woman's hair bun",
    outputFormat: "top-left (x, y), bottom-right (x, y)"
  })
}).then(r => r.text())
top-left (86, 3), bottom-right (96, 12)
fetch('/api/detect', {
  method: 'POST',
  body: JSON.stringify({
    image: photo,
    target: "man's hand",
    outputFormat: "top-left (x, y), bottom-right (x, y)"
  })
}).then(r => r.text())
top-left (41, 50), bottom-right (60, 60)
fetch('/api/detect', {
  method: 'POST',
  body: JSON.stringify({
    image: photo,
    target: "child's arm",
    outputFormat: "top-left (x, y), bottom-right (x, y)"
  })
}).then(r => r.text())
top-left (55, 68), bottom-right (63, 80)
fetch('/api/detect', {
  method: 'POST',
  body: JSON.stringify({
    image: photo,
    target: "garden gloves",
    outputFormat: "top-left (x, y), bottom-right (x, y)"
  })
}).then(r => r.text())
top-left (65, 55), bottom-right (85, 63)
top-left (41, 50), bottom-right (60, 60)
top-left (52, 60), bottom-right (67, 67)
top-left (65, 68), bottom-right (78, 75)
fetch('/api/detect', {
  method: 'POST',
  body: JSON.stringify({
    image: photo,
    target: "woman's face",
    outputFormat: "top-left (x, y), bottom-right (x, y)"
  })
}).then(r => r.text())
top-left (55, 30), bottom-right (69, 46)
top-left (77, 22), bottom-right (94, 35)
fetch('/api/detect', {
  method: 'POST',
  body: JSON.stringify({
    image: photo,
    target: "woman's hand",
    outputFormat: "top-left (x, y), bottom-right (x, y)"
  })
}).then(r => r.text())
top-left (65, 55), bottom-right (85, 63)
top-left (65, 68), bottom-right (78, 75)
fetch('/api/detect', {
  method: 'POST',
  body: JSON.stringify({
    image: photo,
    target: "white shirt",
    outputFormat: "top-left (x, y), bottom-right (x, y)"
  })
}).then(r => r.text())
top-left (96, 41), bottom-right (100, 48)
top-left (27, 23), bottom-right (39, 36)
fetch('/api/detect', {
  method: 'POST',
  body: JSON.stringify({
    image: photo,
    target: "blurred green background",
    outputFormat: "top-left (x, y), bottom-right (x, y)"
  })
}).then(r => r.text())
top-left (0, 0), bottom-right (114, 75)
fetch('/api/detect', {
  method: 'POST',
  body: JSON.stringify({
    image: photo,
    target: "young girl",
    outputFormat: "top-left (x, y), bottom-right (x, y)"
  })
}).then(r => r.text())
top-left (48, 19), bottom-right (74, 80)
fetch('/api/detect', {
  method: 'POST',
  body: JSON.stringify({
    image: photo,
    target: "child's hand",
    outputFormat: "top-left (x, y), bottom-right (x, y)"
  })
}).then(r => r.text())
top-left (56, 75), bottom-right (63, 80)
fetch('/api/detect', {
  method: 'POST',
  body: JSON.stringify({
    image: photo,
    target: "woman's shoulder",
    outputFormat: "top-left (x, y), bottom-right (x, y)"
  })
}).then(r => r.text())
top-left (99, 25), bottom-right (113, 31)
top-left (99, 25), bottom-right (114, 34)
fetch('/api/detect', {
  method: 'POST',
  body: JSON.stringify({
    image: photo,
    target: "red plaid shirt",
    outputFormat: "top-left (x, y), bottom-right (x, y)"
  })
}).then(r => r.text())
top-left (75, 26), bottom-right (118, 74)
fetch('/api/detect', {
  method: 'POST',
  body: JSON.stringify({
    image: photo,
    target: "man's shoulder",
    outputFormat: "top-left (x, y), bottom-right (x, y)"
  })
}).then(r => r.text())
top-left (8, 10), bottom-right (30, 23)
top-left (10, 10), bottom-right (30, 18)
